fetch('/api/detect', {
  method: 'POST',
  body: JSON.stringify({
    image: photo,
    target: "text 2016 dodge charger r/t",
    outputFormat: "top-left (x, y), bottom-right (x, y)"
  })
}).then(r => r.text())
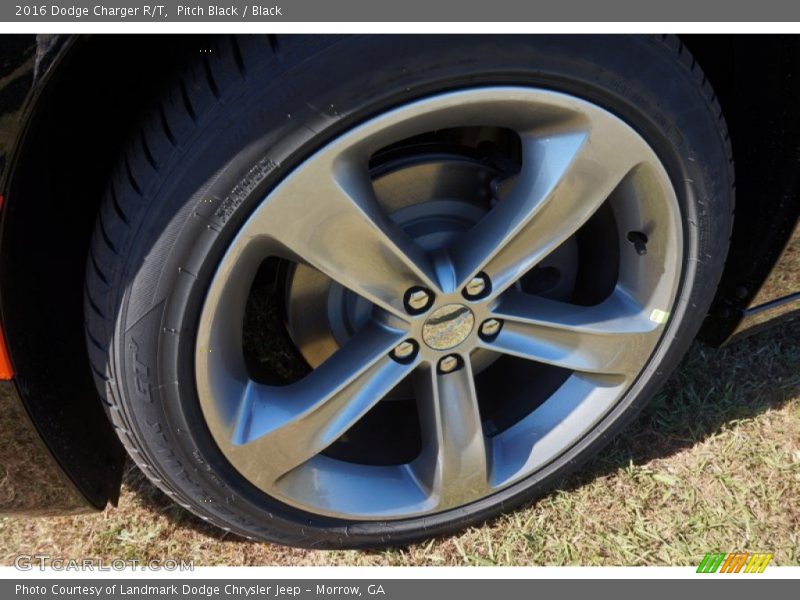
top-left (0, 35), bottom-right (797, 548)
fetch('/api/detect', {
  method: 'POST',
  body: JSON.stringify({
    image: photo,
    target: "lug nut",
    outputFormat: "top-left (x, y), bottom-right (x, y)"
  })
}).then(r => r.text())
top-left (404, 287), bottom-right (434, 314)
top-left (391, 340), bottom-right (418, 362)
top-left (463, 273), bottom-right (490, 300)
top-left (480, 318), bottom-right (503, 338)
top-left (438, 355), bottom-right (460, 374)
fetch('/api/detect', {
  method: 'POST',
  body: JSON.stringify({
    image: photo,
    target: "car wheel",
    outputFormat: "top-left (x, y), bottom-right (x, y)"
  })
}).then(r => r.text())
top-left (84, 34), bottom-right (733, 547)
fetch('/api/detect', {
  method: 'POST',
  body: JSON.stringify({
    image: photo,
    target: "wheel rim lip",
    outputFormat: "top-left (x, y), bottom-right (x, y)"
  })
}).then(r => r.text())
top-left (194, 86), bottom-right (683, 520)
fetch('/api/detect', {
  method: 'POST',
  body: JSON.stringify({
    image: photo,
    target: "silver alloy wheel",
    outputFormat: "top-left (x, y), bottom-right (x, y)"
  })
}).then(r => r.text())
top-left (195, 87), bottom-right (682, 519)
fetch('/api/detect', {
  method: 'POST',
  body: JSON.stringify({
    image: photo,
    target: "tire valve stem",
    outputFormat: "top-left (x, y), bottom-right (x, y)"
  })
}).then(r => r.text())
top-left (627, 231), bottom-right (649, 256)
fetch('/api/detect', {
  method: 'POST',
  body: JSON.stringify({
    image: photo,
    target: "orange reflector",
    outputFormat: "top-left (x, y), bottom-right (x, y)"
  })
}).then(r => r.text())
top-left (0, 325), bottom-right (13, 380)
top-left (0, 194), bottom-right (10, 378)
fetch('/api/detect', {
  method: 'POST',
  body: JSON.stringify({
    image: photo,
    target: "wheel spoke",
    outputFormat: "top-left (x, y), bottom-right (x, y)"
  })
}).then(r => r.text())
top-left (450, 125), bottom-right (646, 296)
top-left (254, 153), bottom-right (438, 318)
top-left (227, 323), bottom-right (416, 487)
top-left (490, 373), bottom-right (626, 487)
top-left (411, 361), bottom-right (491, 509)
top-left (483, 289), bottom-right (662, 377)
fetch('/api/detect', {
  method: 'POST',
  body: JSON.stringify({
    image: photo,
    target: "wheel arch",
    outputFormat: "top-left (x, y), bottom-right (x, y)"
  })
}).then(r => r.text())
top-left (0, 34), bottom-right (226, 509)
top-left (683, 35), bottom-right (800, 344)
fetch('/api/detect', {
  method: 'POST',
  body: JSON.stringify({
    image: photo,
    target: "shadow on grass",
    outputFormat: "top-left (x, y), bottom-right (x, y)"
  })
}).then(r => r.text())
top-left (564, 318), bottom-right (800, 490)
top-left (122, 318), bottom-right (800, 543)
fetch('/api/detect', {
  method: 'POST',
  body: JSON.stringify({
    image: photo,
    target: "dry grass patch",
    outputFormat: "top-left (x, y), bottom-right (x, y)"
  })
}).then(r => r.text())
top-left (1, 320), bottom-right (798, 566)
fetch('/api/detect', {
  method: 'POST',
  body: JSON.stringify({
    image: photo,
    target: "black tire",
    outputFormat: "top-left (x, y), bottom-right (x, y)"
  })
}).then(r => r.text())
top-left (84, 34), bottom-right (733, 548)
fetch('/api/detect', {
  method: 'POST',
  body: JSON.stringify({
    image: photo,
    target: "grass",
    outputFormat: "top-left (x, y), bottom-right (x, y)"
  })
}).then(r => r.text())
top-left (1, 320), bottom-right (798, 566)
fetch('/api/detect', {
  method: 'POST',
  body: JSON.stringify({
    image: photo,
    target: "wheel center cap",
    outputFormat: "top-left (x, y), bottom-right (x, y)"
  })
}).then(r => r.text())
top-left (422, 304), bottom-right (475, 350)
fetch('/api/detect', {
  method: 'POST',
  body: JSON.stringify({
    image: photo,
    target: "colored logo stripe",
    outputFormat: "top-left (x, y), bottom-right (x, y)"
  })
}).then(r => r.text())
top-left (697, 553), bottom-right (772, 573)
top-left (697, 553), bottom-right (726, 573)
top-left (745, 553), bottom-right (773, 573)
